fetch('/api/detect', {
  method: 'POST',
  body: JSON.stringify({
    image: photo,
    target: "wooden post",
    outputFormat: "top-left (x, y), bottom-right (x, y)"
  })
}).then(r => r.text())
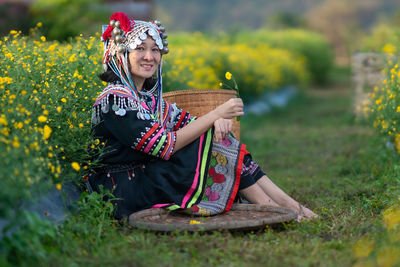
top-left (352, 52), bottom-right (385, 117)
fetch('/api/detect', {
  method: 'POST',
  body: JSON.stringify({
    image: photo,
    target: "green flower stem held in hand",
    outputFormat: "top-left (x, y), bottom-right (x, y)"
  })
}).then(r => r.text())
top-left (223, 72), bottom-right (241, 121)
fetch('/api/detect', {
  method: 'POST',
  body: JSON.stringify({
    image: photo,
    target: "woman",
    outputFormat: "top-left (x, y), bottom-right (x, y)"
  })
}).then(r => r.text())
top-left (89, 12), bottom-right (317, 221)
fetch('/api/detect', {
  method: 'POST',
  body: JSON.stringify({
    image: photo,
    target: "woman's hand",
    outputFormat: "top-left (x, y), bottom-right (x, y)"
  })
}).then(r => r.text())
top-left (213, 118), bottom-right (232, 142)
top-left (214, 98), bottom-right (244, 119)
top-left (173, 98), bottom-right (243, 154)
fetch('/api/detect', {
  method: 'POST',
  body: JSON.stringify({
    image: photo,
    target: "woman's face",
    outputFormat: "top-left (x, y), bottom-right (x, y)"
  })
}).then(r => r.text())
top-left (128, 37), bottom-right (161, 85)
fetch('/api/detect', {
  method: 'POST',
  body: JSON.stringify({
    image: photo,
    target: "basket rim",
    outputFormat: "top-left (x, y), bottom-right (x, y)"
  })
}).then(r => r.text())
top-left (163, 89), bottom-right (237, 97)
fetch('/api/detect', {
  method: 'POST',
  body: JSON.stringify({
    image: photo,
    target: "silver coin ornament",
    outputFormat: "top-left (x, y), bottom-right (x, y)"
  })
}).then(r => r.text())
top-left (115, 35), bottom-right (124, 43)
top-left (148, 28), bottom-right (157, 37)
top-left (139, 32), bottom-right (147, 40)
top-left (115, 20), bottom-right (121, 28)
top-left (112, 104), bottom-right (119, 111)
top-left (110, 20), bottom-right (116, 27)
top-left (154, 20), bottom-right (162, 26)
top-left (144, 113), bottom-right (151, 120)
top-left (137, 112), bottom-right (145, 120)
top-left (101, 104), bottom-right (109, 113)
top-left (116, 108), bottom-right (126, 116)
top-left (135, 39), bottom-right (142, 46)
top-left (113, 28), bottom-right (121, 36)
top-left (162, 40), bottom-right (168, 46)
top-left (129, 43), bottom-right (137, 50)
top-left (156, 38), bottom-right (163, 49)
top-left (162, 47), bottom-right (169, 54)
top-left (116, 44), bottom-right (126, 53)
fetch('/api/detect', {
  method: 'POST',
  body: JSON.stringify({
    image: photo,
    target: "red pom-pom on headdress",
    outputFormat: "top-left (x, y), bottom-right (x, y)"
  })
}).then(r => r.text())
top-left (102, 12), bottom-right (134, 41)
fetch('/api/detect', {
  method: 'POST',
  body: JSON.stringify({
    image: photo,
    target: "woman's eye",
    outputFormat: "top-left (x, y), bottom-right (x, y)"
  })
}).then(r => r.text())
top-left (152, 48), bottom-right (160, 52)
top-left (136, 47), bottom-right (144, 51)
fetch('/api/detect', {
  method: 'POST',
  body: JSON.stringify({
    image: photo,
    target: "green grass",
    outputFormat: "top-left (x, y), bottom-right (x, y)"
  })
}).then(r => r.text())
top-left (4, 84), bottom-right (400, 266)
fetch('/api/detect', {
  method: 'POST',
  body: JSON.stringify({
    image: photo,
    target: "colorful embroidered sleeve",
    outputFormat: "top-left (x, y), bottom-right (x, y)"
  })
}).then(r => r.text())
top-left (162, 99), bottom-right (195, 131)
top-left (102, 99), bottom-right (176, 160)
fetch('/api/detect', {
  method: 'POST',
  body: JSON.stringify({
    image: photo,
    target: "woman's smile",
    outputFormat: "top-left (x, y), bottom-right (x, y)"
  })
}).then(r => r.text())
top-left (140, 63), bottom-right (154, 71)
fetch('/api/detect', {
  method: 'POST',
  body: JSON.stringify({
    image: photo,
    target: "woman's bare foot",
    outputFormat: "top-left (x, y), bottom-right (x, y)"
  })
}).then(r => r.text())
top-left (297, 204), bottom-right (318, 222)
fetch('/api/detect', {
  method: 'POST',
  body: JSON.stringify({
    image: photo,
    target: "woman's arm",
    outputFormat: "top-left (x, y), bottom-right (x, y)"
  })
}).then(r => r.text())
top-left (173, 98), bottom-right (244, 153)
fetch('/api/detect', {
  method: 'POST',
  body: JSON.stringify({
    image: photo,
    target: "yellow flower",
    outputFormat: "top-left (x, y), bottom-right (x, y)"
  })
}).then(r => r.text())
top-left (189, 220), bottom-right (201, 224)
top-left (383, 205), bottom-right (400, 229)
top-left (36, 22), bottom-right (43, 28)
top-left (15, 122), bottom-right (23, 129)
top-left (394, 134), bottom-right (400, 153)
top-left (56, 183), bottom-right (62, 190)
top-left (225, 71), bottom-right (232, 80)
top-left (57, 106), bottom-right (62, 112)
top-left (71, 162), bottom-right (80, 171)
top-left (43, 125), bottom-right (52, 140)
top-left (61, 98), bottom-right (67, 103)
top-left (38, 115), bottom-right (47, 123)
top-left (0, 117), bottom-right (8, 126)
top-left (376, 246), bottom-right (399, 267)
top-left (68, 54), bottom-right (76, 62)
top-left (40, 36), bottom-right (46, 42)
top-left (12, 137), bottom-right (20, 148)
top-left (219, 82), bottom-right (222, 87)
top-left (382, 44), bottom-right (397, 55)
top-left (353, 235), bottom-right (374, 258)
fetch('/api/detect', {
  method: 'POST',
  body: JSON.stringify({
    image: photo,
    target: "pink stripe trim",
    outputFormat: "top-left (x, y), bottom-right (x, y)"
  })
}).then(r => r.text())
top-left (144, 128), bottom-right (164, 153)
top-left (181, 134), bottom-right (204, 207)
top-left (152, 203), bottom-right (173, 208)
top-left (94, 90), bottom-right (135, 105)
top-left (183, 114), bottom-right (192, 127)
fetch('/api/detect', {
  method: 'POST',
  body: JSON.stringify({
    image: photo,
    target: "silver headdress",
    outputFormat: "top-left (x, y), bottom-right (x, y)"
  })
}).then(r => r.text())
top-left (100, 12), bottom-right (169, 123)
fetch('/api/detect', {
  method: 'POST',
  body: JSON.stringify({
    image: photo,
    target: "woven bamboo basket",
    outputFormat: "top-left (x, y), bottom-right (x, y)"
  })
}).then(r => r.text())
top-left (129, 204), bottom-right (298, 232)
top-left (163, 89), bottom-right (240, 140)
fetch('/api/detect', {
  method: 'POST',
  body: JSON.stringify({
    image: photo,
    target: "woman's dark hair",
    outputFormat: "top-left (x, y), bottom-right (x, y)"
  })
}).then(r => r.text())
top-left (98, 68), bottom-right (158, 90)
top-left (99, 68), bottom-right (120, 83)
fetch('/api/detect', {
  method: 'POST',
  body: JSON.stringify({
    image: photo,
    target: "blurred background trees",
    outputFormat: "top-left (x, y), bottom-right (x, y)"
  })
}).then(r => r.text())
top-left (30, 0), bottom-right (109, 40)
top-left (0, 0), bottom-right (399, 63)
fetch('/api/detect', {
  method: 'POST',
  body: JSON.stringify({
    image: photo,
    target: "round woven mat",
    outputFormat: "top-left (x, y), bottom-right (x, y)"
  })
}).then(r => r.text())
top-left (129, 204), bottom-right (298, 232)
